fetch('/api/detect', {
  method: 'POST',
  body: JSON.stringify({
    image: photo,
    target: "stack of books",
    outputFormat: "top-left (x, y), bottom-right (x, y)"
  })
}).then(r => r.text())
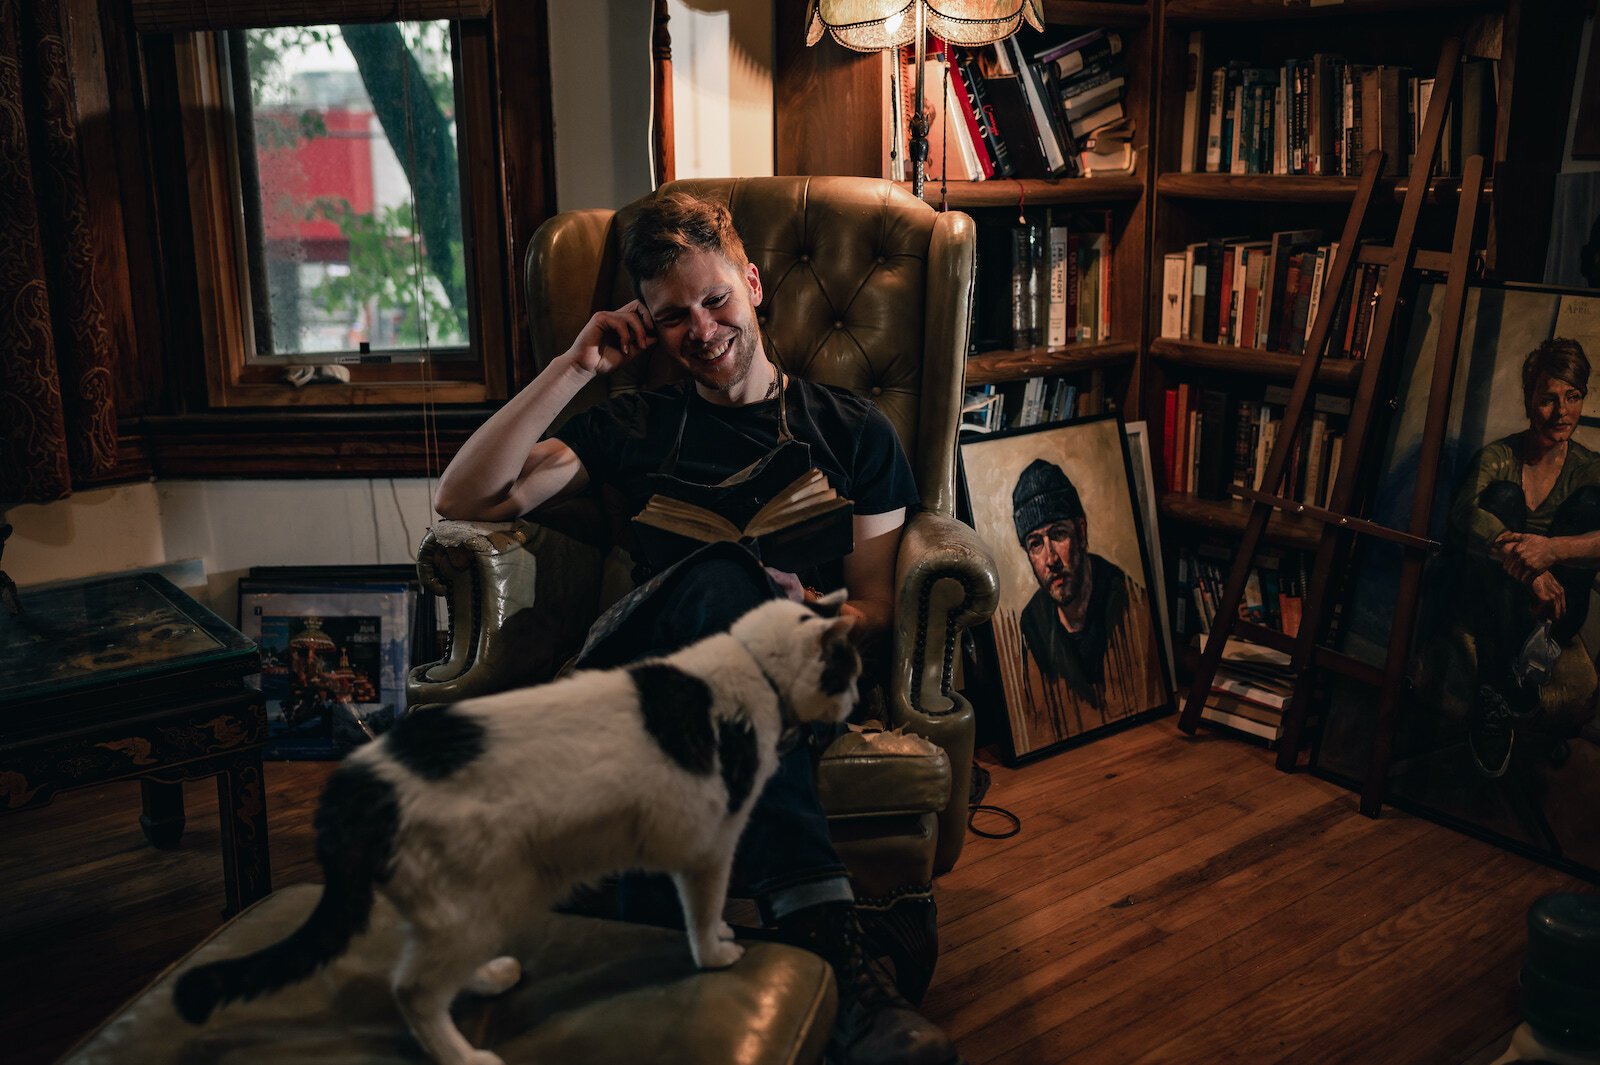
top-left (1196, 636), bottom-right (1295, 745)
top-left (889, 28), bottom-right (1135, 182)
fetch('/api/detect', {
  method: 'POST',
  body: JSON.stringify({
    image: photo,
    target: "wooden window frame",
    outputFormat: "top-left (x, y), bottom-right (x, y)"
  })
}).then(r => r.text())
top-left (171, 19), bottom-right (508, 409)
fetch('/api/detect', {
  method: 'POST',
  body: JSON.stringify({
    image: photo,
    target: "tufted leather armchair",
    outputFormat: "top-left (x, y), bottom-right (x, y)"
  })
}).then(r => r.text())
top-left (408, 176), bottom-right (999, 998)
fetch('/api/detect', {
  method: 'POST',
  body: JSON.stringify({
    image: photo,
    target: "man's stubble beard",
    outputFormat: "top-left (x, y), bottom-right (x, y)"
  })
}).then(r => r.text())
top-left (685, 324), bottom-right (760, 394)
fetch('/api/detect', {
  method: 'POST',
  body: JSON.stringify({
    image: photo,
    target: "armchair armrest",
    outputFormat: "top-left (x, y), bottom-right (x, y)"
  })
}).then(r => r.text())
top-left (406, 517), bottom-right (607, 707)
top-left (889, 509), bottom-right (1000, 872)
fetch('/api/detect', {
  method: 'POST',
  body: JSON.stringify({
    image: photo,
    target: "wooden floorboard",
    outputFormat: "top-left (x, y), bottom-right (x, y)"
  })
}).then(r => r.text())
top-left (1, 724), bottom-right (1582, 1064)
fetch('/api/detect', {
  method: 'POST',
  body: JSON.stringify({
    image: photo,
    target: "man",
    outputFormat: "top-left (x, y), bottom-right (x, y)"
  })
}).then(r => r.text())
top-left (434, 192), bottom-right (957, 1065)
top-left (1012, 458), bottom-right (1158, 714)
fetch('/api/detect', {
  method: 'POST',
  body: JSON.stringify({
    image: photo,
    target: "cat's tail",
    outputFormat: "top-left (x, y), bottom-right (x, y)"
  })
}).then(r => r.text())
top-left (172, 761), bottom-right (399, 1024)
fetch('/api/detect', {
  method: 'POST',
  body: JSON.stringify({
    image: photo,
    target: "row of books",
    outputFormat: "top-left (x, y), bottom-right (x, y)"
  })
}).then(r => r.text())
top-left (1162, 384), bottom-right (1349, 509)
top-left (1159, 229), bottom-right (1387, 359)
top-left (973, 210), bottom-right (1113, 354)
top-left (1176, 546), bottom-right (1309, 641)
top-left (961, 371), bottom-right (1108, 434)
top-left (891, 29), bottom-right (1134, 184)
top-left (1179, 34), bottom-right (1497, 178)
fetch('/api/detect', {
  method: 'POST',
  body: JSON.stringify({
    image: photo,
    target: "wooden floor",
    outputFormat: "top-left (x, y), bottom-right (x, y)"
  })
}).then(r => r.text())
top-left (2, 722), bottom-right (1585, 1065)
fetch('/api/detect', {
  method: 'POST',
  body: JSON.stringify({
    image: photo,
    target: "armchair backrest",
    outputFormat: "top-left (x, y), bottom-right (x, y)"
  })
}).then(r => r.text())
top-left (524, 176), bottom-right (976, 517)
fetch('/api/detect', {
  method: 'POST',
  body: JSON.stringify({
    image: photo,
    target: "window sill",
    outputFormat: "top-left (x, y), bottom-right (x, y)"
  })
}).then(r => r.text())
top-left (104, 408), bottom-right (495, 480)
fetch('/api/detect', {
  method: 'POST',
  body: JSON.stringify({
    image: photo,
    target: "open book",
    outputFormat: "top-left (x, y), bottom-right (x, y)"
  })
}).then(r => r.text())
top-left (631, 467), bottom-right (855, 575)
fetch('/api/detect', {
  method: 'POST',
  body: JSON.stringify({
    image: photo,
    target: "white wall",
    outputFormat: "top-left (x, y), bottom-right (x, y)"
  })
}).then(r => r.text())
top-left (548, 0), bottom-right (657, 210)
top-left (6, 479), bottom-right (436, 623)
top-left (669, 0), bottom-right (774, 179)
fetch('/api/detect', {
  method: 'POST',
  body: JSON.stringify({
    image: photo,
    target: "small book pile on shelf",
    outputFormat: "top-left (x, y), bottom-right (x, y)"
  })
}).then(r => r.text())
top-left (1178, 32), bottom-right (1497, 178)
top-left (973, 210), bottom-right (1113, 355)
top-left (1174, 545), bottom-right (1307, 643)
top-left (891, 28), bottom-right (1134, 183)
top-left (1158, 229), bottom-right (1387, 359)
top-left (1195, 636), bottom-right (1296, 745)
top-left (1162, 383), bottom-right (1349, 507)
top-left (961, 371), bottom-right (1107, 434)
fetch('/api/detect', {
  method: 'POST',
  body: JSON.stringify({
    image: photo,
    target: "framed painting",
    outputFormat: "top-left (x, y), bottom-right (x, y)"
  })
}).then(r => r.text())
top-left (960, 415), bottom-right (1172, 764)
top-left (237, 567), bottom-right (430, 759)
top-left (1318, 281), bottom-right (1600, 882)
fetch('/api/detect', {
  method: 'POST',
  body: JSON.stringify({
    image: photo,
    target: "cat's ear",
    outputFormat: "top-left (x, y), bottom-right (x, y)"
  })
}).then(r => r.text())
top-left (807, 588), bottom-right (848, 618)
top-left (823, 614), bottom-right (856, 645)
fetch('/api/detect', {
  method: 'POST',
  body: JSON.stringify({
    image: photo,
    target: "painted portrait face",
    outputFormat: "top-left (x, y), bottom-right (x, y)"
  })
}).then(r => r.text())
top-left (1526, 372), bottom-right (1584, 449)
top-left (1023, 517), bottom-right (1089, 608)
top-left (639, 247), bottom-right (764, 395)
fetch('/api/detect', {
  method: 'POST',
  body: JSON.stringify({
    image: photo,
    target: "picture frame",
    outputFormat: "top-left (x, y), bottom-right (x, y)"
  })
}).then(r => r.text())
top-left (959, 414), bottom-right (1173, 765)
top-left (237, 565), bottom-right (436, 760)
top-left (1317, 281), bottom-right (1600, 883)
top-left (1123, 420), bottom-right (1176, 685)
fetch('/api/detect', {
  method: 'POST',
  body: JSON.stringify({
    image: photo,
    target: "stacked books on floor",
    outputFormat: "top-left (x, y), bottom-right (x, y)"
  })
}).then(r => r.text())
top-left (891, 28), bottom-right (1135, 182)
top-left (1158, 229), bottom-right (1387, 358)
top-left (1162, 383), bottom-right (1348, 506)
top-left (1195, 636), bottom-right (1295, 745)
top-left (1177, 32), bottom-right (1497, 178)
top-left (972, 210), bottom-right (1114, 355)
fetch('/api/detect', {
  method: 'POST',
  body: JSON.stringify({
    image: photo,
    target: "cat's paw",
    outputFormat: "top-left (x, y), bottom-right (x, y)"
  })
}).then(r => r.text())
top-left (695, 939), bottom-right (745, 970)
top-left (464, 956), bottom-right (522, 996)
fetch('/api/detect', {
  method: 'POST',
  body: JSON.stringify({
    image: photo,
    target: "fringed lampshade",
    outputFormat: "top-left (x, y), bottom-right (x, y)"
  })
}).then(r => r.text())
top-left (805, 1), bottom-right (1043, 196)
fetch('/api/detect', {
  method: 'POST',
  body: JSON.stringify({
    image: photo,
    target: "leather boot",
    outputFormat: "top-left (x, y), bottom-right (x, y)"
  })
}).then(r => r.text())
top-left (774, 901), bottom-right (962, 1065)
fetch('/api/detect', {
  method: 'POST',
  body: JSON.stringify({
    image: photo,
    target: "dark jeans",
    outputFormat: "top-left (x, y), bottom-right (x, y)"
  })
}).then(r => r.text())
top-left (574, 543), bottom-right (849, 929)
top-left (1476, 481), bottom-right (1600, 646)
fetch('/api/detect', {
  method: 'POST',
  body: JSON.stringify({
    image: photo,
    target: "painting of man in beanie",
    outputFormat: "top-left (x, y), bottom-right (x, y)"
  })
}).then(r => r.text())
top-left (961, 417), bottom-right (1169, 760)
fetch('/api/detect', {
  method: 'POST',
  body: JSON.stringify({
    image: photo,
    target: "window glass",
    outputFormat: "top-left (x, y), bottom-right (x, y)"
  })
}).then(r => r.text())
top-left (235, 22), bottom-right (469, 361)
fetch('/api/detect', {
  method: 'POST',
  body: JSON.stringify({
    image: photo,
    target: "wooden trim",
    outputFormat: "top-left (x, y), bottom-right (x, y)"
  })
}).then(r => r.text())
top-left (132, 0), bottom-right (490, 34)
top-left (652, 0), bottom-right (674, 187)
top-left (1157, 173), bottom-right (1493, 205)
top-left (904, 176), bottom-right (1144, 207)
top-left (1041, 1), bottom-right (1151, 28)
top-left (1158, 492), bottom-right (1321, 551)
top-left (1163, 0), bottom-right (1499, 23)
top-left (966, 341), bottom-right (1137, 385)
top-left (1148, 338), bottom-right (1364, 388)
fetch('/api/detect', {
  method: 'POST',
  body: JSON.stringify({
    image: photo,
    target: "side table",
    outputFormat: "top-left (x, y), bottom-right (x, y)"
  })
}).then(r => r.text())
top-left (0, 571), bottom-right (271, 915)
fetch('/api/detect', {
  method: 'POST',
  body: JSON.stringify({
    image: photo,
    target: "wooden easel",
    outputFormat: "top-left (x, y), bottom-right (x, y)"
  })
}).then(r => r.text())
top-left (1176, 36), bottom-right (1489, 818)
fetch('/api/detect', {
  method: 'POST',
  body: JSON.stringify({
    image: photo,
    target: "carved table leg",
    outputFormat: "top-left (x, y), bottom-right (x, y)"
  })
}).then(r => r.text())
top-left (215, 751), bottom-right (272, 916)
top-left (139, 779), bottom-right (187, 849)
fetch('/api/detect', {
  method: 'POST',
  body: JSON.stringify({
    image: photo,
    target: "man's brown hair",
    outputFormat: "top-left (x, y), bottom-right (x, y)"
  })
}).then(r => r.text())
top-left (621, 192), bottom-right (750, 298)
top-left (1522, 337), bottom-right (1591, 412)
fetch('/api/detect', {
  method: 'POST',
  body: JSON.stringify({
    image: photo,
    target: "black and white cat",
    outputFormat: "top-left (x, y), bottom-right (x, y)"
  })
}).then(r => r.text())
top-left (174, 593), bottom-right (861, 1065)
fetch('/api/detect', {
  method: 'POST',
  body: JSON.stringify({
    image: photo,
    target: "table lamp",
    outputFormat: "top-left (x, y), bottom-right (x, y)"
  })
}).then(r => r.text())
top-left (804, 0), bottom-right (1043, 198)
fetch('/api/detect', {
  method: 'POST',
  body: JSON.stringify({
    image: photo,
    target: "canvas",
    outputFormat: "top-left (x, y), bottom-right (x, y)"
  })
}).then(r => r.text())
top-left (1319, 282), bottom-right (1600, 881)
top-left (960, 415), bottom-right (1170, 763)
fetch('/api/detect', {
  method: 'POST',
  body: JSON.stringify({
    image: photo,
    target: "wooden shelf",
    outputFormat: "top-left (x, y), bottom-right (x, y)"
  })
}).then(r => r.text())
top-left (1159, 492), bottom-right (1322, 551)
top-left (1156, 173), bottom-right (1491, 205)
top-left (1042, 0), bottom-right (1151, 28)
top-left (1148, 338), bottom-right (1364, 388)
top-left (1164, 0), bottom-right (1498, 23)
top-left (966, 341), bottom-right (1137, 385)
top-left (903, 175), bottom-right (1143, 208)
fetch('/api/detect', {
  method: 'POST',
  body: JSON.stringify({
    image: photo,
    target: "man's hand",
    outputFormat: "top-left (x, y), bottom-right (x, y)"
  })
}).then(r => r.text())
top-left (1530, 570), bottom-right (1567, 621)
top-left (1497, 532), bottom-right (1563, 582)
top-left (568, 300), bottom-right (657, 377)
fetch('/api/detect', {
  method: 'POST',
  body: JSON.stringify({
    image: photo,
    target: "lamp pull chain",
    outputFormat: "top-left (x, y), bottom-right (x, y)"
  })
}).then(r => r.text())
top-left (939, 47), bottom-right (950, 212)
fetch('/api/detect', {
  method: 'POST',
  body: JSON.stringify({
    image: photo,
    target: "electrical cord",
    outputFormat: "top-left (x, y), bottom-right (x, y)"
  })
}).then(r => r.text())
top-left (966, 760), bottom-right (1020, 839)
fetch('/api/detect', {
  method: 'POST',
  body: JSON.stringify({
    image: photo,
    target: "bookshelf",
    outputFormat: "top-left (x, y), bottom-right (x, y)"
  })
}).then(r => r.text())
top-left (772, 0), bottom-right (1586, 699)
top-left (775, 0), bottom-right (1158, 421)
top-left (1141, 0), bottom-right (1584, 677)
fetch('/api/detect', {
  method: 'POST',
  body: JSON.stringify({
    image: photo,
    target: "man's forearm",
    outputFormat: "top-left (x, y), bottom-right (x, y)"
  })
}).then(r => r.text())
top-left (1552, 530), bottom-right (1600, 567)
top-left (434, 352), bottom-right (594, 519)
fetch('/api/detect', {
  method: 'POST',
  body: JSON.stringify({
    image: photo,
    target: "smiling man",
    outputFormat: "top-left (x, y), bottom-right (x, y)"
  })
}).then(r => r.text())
top-left (1012, 458), bottom-right (1155, 711)
top-left (434, 192), bottom-right (958, 1065)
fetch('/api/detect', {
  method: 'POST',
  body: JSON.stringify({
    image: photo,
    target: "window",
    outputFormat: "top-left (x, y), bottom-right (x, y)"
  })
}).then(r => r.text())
top-left (163, 7), bottom-right (515, 407)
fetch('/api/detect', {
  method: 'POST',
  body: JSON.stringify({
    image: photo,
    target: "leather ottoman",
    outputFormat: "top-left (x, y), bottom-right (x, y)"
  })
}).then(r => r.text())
top-left (63, 883), bottom-right (837, 1065)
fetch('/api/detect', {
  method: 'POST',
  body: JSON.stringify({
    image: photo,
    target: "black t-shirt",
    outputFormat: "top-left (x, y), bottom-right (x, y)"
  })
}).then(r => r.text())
top-left (554, 376), bottom-right (919, 587)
